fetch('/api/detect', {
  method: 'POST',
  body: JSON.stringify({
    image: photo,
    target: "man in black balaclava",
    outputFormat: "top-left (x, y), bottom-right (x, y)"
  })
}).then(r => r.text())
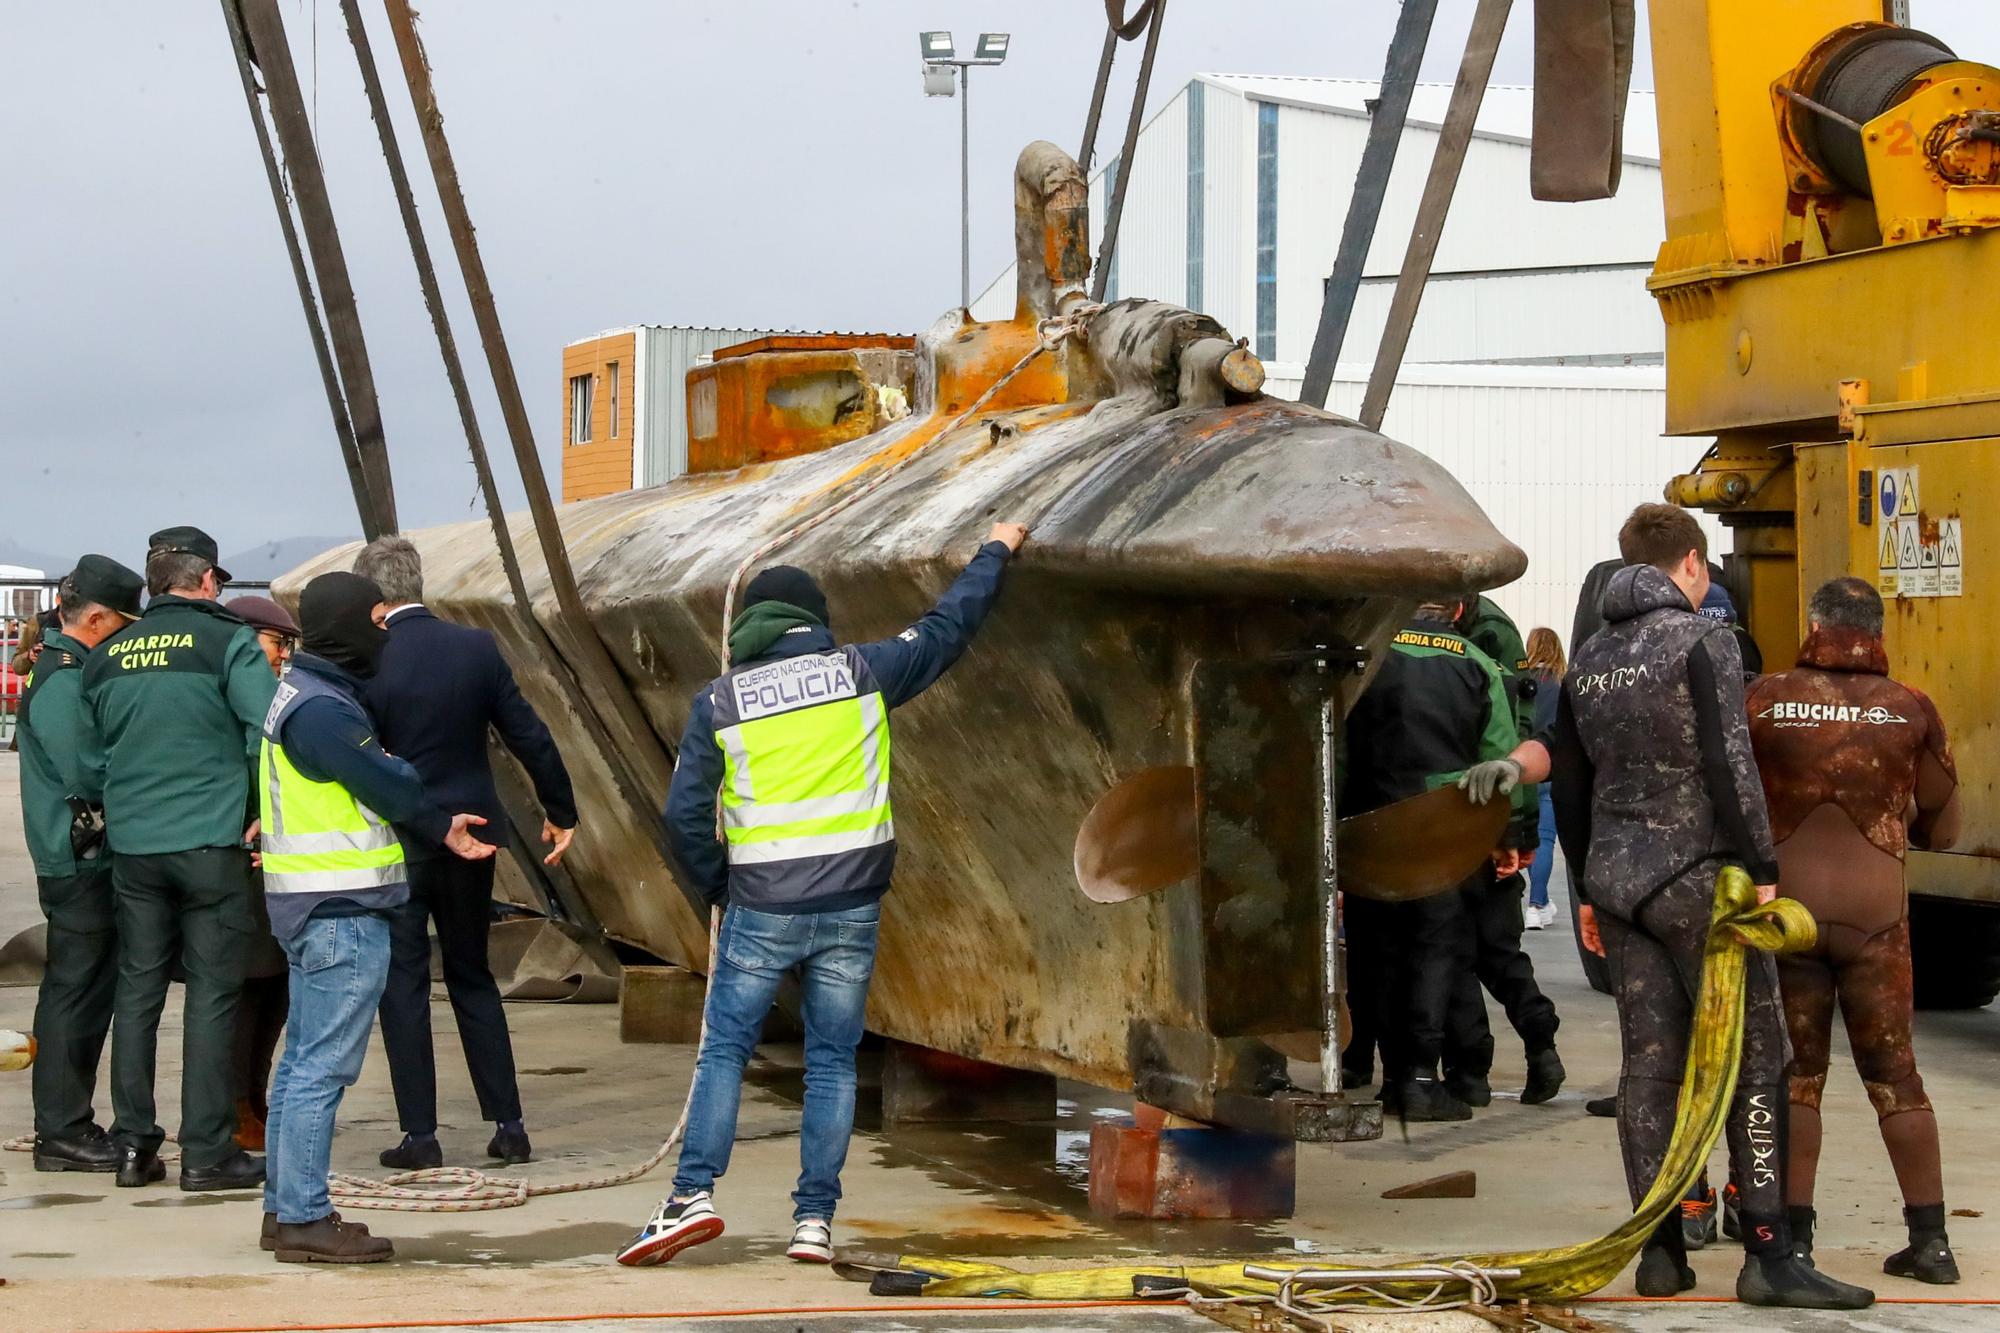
top-left (255, 572), bottom-right (495, 1264)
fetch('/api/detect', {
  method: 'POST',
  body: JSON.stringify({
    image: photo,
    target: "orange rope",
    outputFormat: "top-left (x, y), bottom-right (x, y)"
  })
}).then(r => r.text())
top-left (102, 1299), bottom-right (1157, 1333)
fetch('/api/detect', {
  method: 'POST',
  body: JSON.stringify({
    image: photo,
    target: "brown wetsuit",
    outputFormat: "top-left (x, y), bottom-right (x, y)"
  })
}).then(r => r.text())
top-left (1745, 626), bottom-right (1961, 1210)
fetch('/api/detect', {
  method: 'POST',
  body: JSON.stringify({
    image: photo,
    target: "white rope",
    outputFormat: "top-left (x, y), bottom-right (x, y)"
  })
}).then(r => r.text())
top-left (716, 305), bottom-right (1101, 652)
top-left (324, 906), bottom-right (721, 1213)
top-left (1169, 1261), bottom-right (1504, 1329)
top-left (6, 910), bottom-right (718, 1215)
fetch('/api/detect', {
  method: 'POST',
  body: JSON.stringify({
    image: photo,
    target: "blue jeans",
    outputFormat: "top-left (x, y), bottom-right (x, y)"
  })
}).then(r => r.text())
top-left (262, 912), bottom-right (392, 1224)
top-left (673, 901), bottom-right (880, 1221)
top-left (1527, 787), bottom-right (1557, 910)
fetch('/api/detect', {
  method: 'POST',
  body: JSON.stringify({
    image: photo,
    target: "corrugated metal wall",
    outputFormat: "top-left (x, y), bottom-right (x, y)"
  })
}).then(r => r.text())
top-left (1264, 361), bottom-right (1720, 643)
top-left (637, 325), bottom-right (773, 486)
top-left (1341, 266), bottom-right (1663, 365)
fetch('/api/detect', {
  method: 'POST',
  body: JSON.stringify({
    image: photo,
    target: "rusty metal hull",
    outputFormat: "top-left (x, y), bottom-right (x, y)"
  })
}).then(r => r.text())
top-left (289, 384), bottom-right (1522, 1092)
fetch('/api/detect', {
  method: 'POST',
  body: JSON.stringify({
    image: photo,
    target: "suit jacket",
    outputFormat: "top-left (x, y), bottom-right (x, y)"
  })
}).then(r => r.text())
top-left (364, 606), bottom-right (577, 858)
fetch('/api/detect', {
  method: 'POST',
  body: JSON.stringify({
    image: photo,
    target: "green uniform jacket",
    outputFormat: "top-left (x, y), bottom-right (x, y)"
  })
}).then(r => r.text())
top-left (80, 595), bottom-right (277, 856)
top-left (1343, 618), bottom-right (1520, 815)
top-left (17, 629), bottom-right (103, 878)
top-left (1457, 595), bottom-right (1539, 850)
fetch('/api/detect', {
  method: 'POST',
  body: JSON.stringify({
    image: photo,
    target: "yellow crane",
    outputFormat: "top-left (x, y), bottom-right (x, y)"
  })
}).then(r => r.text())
top-left (1646, 1), bottom-right (2000, 1005)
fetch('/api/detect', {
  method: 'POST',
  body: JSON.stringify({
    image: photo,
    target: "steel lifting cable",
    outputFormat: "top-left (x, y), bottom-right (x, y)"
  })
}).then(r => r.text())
top-left (331, 308), bottom-right (1101, 1209)
top-left (717, 306), bottom-right (1100, 651)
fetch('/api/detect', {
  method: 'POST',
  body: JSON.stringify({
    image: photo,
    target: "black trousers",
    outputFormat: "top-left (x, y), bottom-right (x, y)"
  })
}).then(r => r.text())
top-left (231, 974), bottom-right (289, 1113)
top-left (377, 854), bottom-right (521, 1134)
top-left (1444, 869), bottom-right (1561, 1077)
top-left (33, 862), bottom-right (118, 1140)
top-left (110, 848), bottom-right (253, 1169)
top-left (1343, 886), bottom-right (1472, 1083)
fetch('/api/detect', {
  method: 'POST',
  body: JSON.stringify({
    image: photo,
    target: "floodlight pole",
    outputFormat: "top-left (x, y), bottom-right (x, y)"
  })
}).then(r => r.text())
top-left (961, 64), bottom-right (971, 310)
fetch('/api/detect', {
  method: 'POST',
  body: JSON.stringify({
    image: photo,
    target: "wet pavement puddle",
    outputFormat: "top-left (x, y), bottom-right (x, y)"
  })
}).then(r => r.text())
top-left (743, 1058), bottom-right (1319, 1261)
top-left (0, 1192), bottom-right (97, 1209)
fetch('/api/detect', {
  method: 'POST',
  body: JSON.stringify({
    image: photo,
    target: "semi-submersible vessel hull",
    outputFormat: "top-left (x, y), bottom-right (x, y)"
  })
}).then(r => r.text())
top-left (288, 143), bottom-right (1525, 1138)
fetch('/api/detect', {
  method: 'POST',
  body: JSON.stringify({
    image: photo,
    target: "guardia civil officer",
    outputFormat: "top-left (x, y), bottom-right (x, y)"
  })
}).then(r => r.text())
top-left (1339, 600), bottom-right (1519, 1123)
top-left (17, 556), bottom-right (141, 1171)
top-left (1445, 596), bottom-right (1564, 1107)
top-left (1464, 504), bottom-right (1873, 1310)
top-left (81, 527), bottom-right (277, 1191)
top-left (617, 521), bottom-right (1027, 1268)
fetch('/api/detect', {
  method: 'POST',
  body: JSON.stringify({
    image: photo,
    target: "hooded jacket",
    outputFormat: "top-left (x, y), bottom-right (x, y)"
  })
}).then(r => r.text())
top-left (1745, 627), bottom-right (1959, 956)
top-left (1550, 564), bottom-right (1778, 919)
top-left (663, 542), bottom-right (1010, 912)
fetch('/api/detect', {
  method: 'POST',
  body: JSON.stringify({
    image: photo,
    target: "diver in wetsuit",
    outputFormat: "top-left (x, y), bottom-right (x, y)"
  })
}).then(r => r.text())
top-left (1463, 504), bottom-right (1874, 1311)
top-left (1746, 577), bottom-right (1962, 1285)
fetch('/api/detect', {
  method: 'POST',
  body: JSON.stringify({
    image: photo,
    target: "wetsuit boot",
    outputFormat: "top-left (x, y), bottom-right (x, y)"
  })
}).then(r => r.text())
top-left (1883, 1204), bottom-right (1959, 1285)
top-left (1787, 1204), bottom-right (1815, 1266)
top-left (1736, 1215), bottom-right (1874, 1309)
top-left (1634, 1215), bottom-right (1695, 1296)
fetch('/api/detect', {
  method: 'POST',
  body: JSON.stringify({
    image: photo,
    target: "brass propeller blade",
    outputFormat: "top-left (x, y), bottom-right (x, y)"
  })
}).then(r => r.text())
top-left (1075, 767), bottom-right (1509, 905)
top-left (1073, 765), bottom-right (1198, 903)
top-left (1337, 783), bottom-right (1510, 902)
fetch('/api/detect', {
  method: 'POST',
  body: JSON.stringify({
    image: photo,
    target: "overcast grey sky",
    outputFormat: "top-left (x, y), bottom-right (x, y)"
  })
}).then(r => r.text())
top-left (5, 2), bottom-right (1998, 571)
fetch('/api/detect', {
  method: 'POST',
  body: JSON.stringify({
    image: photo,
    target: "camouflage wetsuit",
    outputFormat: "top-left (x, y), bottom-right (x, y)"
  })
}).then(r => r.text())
top-left (1550, 564), bottom-right (1790, 1254)
top-left (1746, 627), bottom-right (1960, 1211)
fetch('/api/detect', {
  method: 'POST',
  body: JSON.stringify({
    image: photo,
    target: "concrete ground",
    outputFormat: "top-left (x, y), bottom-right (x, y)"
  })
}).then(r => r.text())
top-left (2, 751), bottom-right (1996, 1332)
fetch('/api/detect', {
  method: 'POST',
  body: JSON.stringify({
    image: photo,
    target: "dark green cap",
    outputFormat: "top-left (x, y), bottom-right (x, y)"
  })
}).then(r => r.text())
top-left (147, 526), bottom-right (233, 585)
top-left (68, 554), bottom-right (144, 621)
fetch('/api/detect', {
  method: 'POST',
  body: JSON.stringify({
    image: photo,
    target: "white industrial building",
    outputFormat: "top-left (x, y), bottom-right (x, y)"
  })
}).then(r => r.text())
top-left (974, 76), bottom-right (1713, 639)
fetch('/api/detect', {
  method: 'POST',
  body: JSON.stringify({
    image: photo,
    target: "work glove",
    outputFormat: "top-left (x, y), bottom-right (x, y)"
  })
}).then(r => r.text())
top-left (1457, 758), bottom-right (1523, 806)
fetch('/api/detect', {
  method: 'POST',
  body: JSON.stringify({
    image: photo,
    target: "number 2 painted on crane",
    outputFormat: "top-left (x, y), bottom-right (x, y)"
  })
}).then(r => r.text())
top-left (1886, 119), bottom-right (1917, 156)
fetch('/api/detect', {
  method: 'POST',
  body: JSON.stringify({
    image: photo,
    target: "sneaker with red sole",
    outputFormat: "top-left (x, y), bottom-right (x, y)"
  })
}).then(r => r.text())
top-left (787, 1217), bottom-right (833, 1263)
top-left (616, 1193), bottom-right (723, 1267)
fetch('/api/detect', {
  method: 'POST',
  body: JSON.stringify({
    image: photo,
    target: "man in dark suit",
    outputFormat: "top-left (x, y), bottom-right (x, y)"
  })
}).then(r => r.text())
top-left (353, 537), bottom-right (577, 1168)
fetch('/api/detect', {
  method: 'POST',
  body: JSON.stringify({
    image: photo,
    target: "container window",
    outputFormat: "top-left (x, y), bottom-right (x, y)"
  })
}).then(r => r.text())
top-left (1255, 101), bottom-right (1278, 360)
top-left (607, 361), bottom-right (620, 439)
top-left (570, 373), bottom-right (593, 445)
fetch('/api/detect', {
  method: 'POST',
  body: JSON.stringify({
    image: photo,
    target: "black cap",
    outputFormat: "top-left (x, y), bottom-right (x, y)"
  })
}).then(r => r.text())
top-left (68, 554), bottom-right (144, 621)
top-left (743, 565), bottom-right (829, 628)
top-left (147, 525), bottom-right (232, 586)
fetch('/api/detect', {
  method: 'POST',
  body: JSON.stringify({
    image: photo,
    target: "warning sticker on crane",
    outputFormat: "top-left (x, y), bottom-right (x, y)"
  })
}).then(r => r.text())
top-left (1879, 522), bottom-right (1901, 597)
top-left (1914, 520), bottom-right (1941, 597)
top-left (1878, 467), bottom-right (1920, 524)
top-left (1941, 518), bottom-right (1963, 597)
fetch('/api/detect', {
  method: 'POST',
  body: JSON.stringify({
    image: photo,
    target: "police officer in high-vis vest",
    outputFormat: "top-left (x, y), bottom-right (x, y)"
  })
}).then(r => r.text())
top-left (80, 526), bottom-right (278, 1192)
top-left (618, 521), bottom-right (1028, 1268)
top-left (18, 555), bottom-right (142, 1172)
top-left (257, 571), bottom-right (494, 1264)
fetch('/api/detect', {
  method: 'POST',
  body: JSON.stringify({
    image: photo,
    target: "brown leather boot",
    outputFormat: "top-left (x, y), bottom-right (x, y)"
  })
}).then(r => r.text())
top-left (264, 1210), bottom-right (368, 1252)
top-left (272, 1214), bottom-right (393, 1264)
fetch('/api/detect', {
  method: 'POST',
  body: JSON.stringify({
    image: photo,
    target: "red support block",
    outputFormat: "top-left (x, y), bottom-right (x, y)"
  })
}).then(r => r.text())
top-left (1087, 1113), bottom-right (1296, 1219)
